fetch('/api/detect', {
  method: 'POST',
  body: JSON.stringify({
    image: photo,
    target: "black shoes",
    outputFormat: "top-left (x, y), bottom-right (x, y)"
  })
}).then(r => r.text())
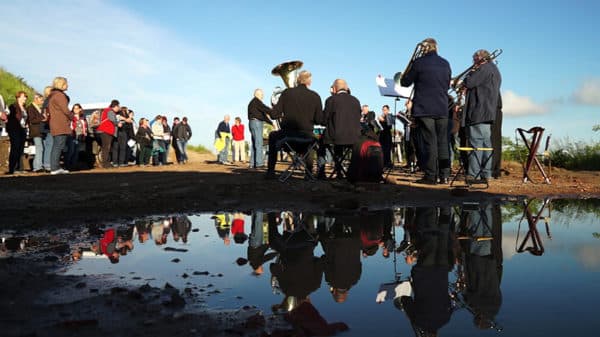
top-left (414, 177), bottom-right (437, 185)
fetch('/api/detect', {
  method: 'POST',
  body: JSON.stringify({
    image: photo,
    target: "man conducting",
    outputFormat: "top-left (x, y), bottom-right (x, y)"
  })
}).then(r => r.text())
top-left (265, 70), bottom-right (322, 179)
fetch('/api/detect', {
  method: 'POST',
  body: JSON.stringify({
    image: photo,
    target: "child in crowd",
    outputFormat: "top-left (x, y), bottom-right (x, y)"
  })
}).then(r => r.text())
top-left (136, 118), bottom-right (153, 166)
top-left (231, 116), bottom-right (246, 163)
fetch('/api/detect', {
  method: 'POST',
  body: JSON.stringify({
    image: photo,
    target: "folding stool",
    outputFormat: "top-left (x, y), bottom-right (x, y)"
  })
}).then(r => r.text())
top-left (450, 146), bottom-right (494, 189)
top-left (516, 198), bottom-right (552, 256)
top-left (277, 136), bottom-right (318, 183)
top-left (516, 127), bottom-right (551, 184)
top-left (327, 145), bottom-right (353, 179)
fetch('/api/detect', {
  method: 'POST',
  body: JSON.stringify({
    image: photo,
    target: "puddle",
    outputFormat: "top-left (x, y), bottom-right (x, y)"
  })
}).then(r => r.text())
top-left (3, 199), bottom-right (600, 336)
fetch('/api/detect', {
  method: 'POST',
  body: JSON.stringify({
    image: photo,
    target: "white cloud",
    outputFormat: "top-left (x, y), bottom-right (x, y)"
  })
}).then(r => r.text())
top-left (502, 90), bottom-right (549, 116)
top-left (0, 0), bottom-right (261, 147)
top-left (573, 78), bottom-right (600, 106)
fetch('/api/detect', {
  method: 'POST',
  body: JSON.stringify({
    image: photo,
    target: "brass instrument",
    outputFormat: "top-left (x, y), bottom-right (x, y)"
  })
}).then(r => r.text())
top-left (393, 42), bottom-right (429, 86)
top-left (270, 60), bottom-right (303, 129)
top-left (449, 49), bottom-right (503, 112)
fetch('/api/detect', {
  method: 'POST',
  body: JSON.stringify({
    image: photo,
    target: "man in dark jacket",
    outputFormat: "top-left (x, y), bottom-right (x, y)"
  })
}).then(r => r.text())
top-left (266, 70), bottom-right (322, 179)
top-left (401, 38), bottom-right (452, 184)
top-left (247, 89), bottom-right (272, 169)
top-left (173, 117), bottom-right (192, 164)
top-left (462, 49), bottom-right (502, 181)
top-left (316, 78), bottom-right (361, 178)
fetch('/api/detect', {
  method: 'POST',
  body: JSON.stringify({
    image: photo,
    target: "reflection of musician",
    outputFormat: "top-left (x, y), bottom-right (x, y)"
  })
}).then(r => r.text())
top-left (400, 38), bottom-right (451, 185)
top-left (265, 70), bottom-right (323, 179)
top-left (397, 207), bottom-right (454, 336)
top-left (461, 49), bottom-right (502, 182)
top-left (316, 78), bottom-right (361, 179)
top-left (457, 203), bottom-right (503, 330)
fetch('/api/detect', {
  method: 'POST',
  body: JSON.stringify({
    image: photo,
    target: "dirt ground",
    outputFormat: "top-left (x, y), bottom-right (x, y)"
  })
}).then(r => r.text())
top-left (0, 151), bottom-right (599, 336)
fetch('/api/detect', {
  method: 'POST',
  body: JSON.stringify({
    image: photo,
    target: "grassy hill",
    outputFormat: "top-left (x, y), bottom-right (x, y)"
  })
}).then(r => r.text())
top-left (0, 67), bottom-right (38, 107)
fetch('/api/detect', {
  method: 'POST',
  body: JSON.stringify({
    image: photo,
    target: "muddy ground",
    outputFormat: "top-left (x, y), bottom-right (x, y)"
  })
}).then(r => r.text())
top-left (0, 151), bottom-right (599, 336)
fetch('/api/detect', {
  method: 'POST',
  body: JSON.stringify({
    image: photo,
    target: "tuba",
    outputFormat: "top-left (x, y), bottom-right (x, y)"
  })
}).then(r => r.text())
top-left (271, 60), bottom-right (303, 106)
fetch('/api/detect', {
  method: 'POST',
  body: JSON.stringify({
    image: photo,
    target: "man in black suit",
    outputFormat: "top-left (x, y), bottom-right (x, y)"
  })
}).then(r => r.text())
top-left (265, 70), bottom-right (322, 179)
top-left (316, 78), bottom-right (361, 178)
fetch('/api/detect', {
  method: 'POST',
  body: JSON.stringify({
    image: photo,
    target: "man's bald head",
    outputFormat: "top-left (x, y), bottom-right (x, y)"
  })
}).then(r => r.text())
top-left (333, 79), bottom-right (347, 92)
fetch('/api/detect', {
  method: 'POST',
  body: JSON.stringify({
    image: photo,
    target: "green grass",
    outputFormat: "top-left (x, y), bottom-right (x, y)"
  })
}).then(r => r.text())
top-left (1, 67), bottom-right (38, 107)
top-left (187, 144), bottom-right (211, 154)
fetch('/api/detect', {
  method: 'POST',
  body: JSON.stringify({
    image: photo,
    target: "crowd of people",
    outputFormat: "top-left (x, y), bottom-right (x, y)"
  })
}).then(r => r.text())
top-left (216, 37), bottom-right (503, 185)
top-left (0, 77), bottom-right (193, 175)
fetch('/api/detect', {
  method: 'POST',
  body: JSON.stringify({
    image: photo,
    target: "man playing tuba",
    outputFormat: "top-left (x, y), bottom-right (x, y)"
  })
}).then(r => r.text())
top-left (265, 70), bottom-right (322, 180)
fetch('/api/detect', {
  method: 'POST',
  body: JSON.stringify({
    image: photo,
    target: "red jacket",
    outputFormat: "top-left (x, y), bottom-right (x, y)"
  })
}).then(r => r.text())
top-left (232, 124), bottom-right (244, 141)
top-left (97, 107), bottom-right (115, 135)
top-left (100, 229), bottom-right (116, 256)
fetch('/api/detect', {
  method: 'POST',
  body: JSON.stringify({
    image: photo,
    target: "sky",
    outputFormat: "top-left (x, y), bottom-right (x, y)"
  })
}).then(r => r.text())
top-left (1, 0), bottom-right (599, 149)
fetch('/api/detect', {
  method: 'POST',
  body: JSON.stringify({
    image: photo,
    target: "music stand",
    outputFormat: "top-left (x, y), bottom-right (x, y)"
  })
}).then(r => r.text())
top-left (376, 75), bottom-right (412, 181)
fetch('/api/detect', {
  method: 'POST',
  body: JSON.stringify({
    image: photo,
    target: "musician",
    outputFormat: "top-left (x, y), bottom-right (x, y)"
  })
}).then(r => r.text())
top-left (462, 49), bottom-right (502, 182)
top-left (247, 88), bottom-right (273, 169)
top-left (378, 105), bottom-right (394, 168)
top-left (360, 104), bottom-right (376, 132)
top-left (400, 38), bottom-right (452, 185)
top-left (265, 70), bottom-right (322, 179)
top-left (316, 79), bottom-right (361, 179)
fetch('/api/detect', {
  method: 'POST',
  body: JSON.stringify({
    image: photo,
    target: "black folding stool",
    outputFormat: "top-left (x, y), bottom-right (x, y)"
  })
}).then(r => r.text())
top-left (450, 146), bottom-right (494, 189)
top-left (277, 136), bottom-right (318, 183)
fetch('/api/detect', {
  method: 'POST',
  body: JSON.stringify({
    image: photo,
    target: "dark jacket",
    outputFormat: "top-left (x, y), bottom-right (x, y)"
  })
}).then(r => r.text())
top-left (216, 121), bottom-right (230, 134)
top-left (173, 122), bottom-right (192, 141)
top-left (463, 62), bottom-right (502, 126)
top-left (322, 90), bottom-right (362, 145)
top-left (400, 51), bottom-right (451, 118)
top-left (7, 103), bottom-right (26, 133)
top-left (136, 126), bottom-right (153, 148)
top-left (271, 84), bottom-right (322, 137)
top-left (26, 104), bottom-right (45, 138)
top-left (247, 97), bottom-right (272, 122)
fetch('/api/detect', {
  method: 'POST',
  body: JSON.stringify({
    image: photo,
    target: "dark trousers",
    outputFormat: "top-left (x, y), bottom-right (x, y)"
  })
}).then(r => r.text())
top-left (379, 126), bottom-right (393, 167)
top-left (8, 129), bottom-right (26, 173)
top-left (267, 129), bottom-right (314, 173)
top-left (139, 146), bottom-right (152, 165)
top-left (417, 117), bottom-right (450, 180)
top-left (112, 130), bottom-right (128, 165)
top-left (99, 133), bottom-right (113, 168)
top-left (491, 110), bottom-right (503, 178)
top-left (50, 134), bottom-right (68, 171)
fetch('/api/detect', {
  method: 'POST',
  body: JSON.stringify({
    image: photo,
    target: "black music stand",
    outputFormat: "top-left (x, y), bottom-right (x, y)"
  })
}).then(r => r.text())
top-left (376, 76), bottom-right (412, 181)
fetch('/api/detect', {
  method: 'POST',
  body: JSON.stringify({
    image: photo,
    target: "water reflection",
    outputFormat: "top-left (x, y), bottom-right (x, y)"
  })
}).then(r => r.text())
top-left (6, 199), bottom-right (600, 336)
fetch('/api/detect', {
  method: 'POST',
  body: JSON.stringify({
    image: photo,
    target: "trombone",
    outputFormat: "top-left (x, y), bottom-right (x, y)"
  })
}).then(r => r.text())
top-left (449, 49), bottom-right (503, 112)
top-left (394, 41), bottom-right (429, 86)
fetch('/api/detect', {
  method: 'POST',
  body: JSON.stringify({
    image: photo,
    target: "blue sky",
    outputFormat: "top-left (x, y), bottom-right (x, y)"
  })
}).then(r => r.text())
top-left (1, 0), bottom-right (599, 149)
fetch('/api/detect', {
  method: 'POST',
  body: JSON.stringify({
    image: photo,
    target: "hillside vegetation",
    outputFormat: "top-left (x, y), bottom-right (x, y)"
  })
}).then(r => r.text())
top-left (0, 67), bottom-right (38, 107)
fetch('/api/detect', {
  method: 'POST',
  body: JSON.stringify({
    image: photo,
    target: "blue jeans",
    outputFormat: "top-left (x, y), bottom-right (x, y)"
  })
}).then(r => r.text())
top-left (249, 119), bottom-right (264, 167)
top-left (43, 133), bottom-right (53, 170)
top-left (32, 136), bottom-right (43, 171)
top-left (218, 137), bottom-right (230, 163)
top-left (250, 210), bottom-right (264, 248)
top-left (467, 123), bottom-right (492, 179)
top-left (51, 134), bottom-right (67, 171)
top-left (176, 139), bottom-right (188, 162)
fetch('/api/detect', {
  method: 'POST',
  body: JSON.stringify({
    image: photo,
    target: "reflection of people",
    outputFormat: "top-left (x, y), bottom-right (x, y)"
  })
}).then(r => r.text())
top-left (462, 49), bottom-right (502, 182)
top-left (396, 207), bottom-right (454, 336)
top-left (265, 70), bottom-right (323, 179)
top-left (247, 210), bottom-right (277, 275)
top-left (459, 203), bottom-right (503, 330)
top-left (231, 212), bottom-right (248, 244)
top-left (172, 215), bottom-right (192, 244)
top-left (400, 38), bottom-right (452, 185)
top-left (317, 214), bottom-right (362, 303)
top-left (91, 228), bottom-right (134, 264)
top-left (212, 213), bottom-right (232, 246)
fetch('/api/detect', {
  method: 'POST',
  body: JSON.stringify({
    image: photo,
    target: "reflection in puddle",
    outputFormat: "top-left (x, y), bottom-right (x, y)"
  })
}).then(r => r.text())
top-left (3, 199), bottom-right (600, 336)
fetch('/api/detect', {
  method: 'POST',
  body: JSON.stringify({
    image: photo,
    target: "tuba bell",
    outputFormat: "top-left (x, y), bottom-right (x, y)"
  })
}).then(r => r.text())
top-left (394, 39), bottom-right (436, 86)
top-left (271, 60), bottom-right (303, 106)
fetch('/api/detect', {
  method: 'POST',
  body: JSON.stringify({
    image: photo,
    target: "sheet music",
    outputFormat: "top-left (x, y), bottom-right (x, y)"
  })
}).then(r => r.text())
top-left (376, 75), bottom-right (413, 98)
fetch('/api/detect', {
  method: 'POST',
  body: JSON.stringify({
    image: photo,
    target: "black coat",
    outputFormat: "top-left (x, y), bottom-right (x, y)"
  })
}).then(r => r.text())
top-left (271, 84), bottom-right (322, 137)
top-left (247, 97), bottom-right (272, 122)
top-left (401, 51), bottom-right (451, 118)
top-left (463, 62), bottom-right (502, 126)
top-left (322, 91), bottom-right (361, 145)
top-left (26, 104), bottom-right (45, 138)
